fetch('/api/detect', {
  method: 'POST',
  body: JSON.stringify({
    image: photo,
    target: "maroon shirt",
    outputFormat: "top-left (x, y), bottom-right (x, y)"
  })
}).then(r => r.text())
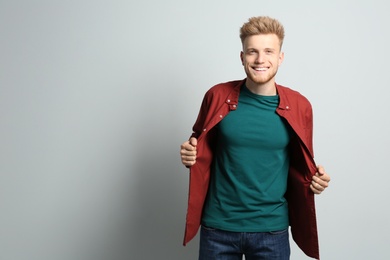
top-left (183, 79), bottom-right (320, 259)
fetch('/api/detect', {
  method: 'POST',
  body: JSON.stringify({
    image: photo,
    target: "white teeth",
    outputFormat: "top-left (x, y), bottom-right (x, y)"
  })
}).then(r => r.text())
top-left (254, 67), bottom-right (267, 71)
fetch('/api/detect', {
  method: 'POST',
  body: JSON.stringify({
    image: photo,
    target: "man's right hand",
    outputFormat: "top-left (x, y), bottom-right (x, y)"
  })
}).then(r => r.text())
top-left (180, 137), bottom-right (197, 167)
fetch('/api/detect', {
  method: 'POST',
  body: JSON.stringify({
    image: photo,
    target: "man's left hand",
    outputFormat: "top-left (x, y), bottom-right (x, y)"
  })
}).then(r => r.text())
top-left (310, 165), bottom-right (331, 194)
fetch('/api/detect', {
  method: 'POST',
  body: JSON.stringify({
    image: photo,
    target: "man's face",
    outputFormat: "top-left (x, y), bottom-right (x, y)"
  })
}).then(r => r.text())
top-left (240, 34), bottom-right (284, 87)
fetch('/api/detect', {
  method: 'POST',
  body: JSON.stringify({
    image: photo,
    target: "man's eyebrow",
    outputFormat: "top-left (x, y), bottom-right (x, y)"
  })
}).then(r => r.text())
top-left (246, 47), bottom-right (276, 51)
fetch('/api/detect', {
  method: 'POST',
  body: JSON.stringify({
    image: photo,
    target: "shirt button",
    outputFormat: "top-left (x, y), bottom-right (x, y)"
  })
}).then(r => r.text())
top-left (219, 115), bottom-right (223, 118)
top-left (203, 128), bottom-right (206, 132)
top-left (227, 99), bottom-right (231, 103)
top-left (286, 106), bottom-right (289, 109)
top-left (233, 105), bottom-right (237, 108)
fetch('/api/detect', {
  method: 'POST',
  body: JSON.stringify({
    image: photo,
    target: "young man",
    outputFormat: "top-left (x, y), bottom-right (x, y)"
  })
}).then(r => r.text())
top-left (180, 16), bottom-right (330, 260)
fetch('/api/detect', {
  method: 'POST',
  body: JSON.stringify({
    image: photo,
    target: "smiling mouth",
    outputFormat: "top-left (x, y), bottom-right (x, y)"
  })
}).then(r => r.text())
top-left (253, 67), bottom-right (268, 71)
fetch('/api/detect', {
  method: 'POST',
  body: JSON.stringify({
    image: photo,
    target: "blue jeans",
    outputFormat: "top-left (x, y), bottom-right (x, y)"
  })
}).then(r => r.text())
top-left (199, 226), bottom-right (290, 260)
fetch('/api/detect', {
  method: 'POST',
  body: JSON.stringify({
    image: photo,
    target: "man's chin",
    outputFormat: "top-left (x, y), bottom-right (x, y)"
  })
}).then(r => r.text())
top-left (247, 76), bottom-right (272, 85)
top-left (246, 72), bottom-right (277, 85)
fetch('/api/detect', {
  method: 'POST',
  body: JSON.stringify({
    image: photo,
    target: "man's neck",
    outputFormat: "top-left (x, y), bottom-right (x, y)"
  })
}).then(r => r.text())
top-left (245, 79), bottom-right (277, 96)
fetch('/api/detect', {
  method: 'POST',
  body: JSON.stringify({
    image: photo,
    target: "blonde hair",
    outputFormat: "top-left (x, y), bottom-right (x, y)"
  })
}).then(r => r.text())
top-left (239, 16), bottom-right (285, 48)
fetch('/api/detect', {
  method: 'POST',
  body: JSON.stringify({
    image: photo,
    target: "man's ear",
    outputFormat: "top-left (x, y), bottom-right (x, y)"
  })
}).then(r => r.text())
top-left (240, 51), bottom-right (244, 65)
top-left (278, 51), bottom-right (284, 66)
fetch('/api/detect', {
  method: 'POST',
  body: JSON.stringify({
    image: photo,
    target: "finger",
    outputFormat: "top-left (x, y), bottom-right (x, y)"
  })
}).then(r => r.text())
top-left (181, 153), bottom-right (196, 161)
top-left (321, 173), bottom-right (331, 182)
top-left (312, 179), bottom-right (326, 191)
top-left (181, 156), bottom-right (196, 166)
top-left (310, 179), bottom-right (326, 194)
top-left (181, 141), bottom-right (196, 152)
top-left (180, 147), bottom-right (197, 157)
top-left (314, 172), bottom-right (331, 183)
top-left (182, 160), bottom-right (196, 167)
top-left (310, 184), bottom-right (322, 194)
top-left (316, 165), bottom-right (325, 175)
top-left (312, 175), bottom-right (329, 188)
top-left (189, 137), bottom-right (198, 147)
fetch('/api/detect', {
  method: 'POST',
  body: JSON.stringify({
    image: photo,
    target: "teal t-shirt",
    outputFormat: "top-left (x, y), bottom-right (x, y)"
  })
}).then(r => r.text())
top-left (202, 85), bottom-right (291, 232)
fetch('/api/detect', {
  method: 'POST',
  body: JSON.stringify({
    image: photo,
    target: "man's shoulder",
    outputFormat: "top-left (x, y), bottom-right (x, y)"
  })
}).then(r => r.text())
top-left (276, 83), bottom-right (311, 104)
top-left (207, 79), bottom-right (244, 94)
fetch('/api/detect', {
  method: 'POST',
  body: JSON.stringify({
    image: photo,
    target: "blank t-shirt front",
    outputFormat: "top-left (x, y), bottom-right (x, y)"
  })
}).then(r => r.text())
top-left (202, 84), bottom-right (291, 232)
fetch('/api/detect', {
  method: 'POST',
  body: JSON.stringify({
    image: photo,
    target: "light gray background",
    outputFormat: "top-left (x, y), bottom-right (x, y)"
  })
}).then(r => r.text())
top-left (1, 1), bottom-right (389, 259)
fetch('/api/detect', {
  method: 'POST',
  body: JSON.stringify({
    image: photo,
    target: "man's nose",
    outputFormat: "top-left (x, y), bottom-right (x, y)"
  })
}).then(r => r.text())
top-left (255, 54), bottom-right (264, 63)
